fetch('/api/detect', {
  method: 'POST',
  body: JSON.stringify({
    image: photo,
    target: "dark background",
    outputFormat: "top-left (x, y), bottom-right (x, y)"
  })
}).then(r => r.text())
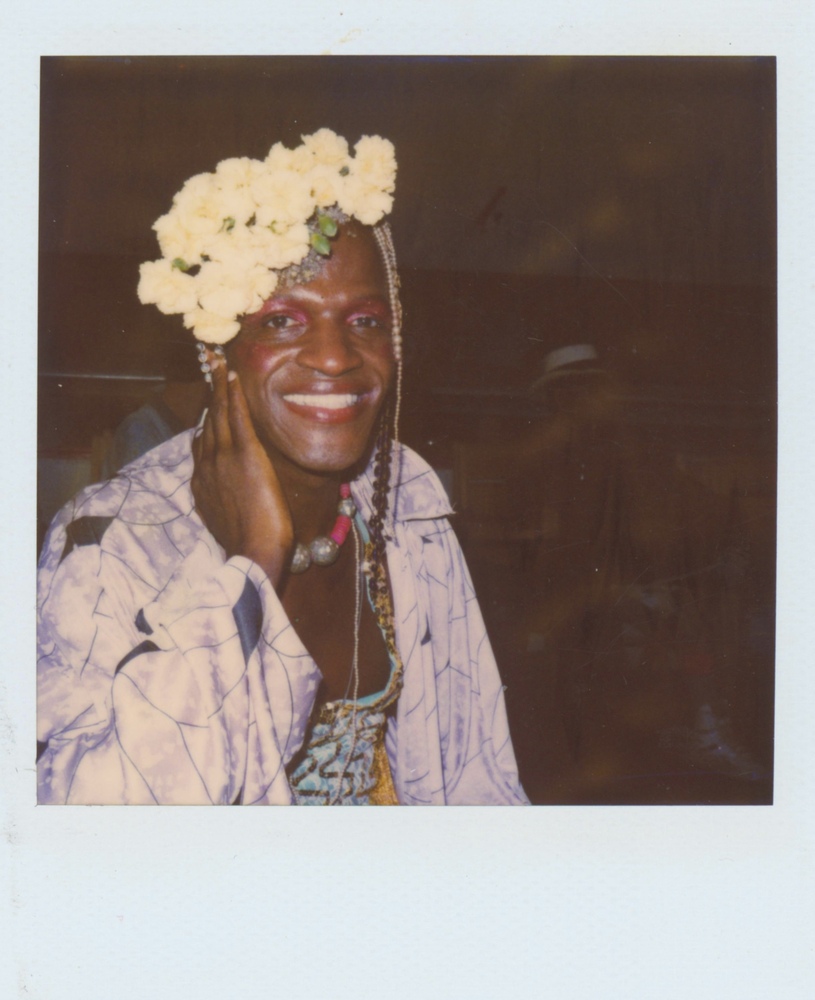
top-left (38, 56), bottom-right (776, 804)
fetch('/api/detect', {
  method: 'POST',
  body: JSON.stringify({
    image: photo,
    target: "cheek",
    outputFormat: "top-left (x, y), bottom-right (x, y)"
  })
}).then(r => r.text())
top-left (368, 341), bottom-right (396, 387)
top-left (229, 339), bottom-right (286, 377)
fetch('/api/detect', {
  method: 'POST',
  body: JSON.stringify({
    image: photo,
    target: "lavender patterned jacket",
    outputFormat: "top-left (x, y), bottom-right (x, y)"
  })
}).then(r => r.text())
top-left (37, 431), bottom-right (528, 805)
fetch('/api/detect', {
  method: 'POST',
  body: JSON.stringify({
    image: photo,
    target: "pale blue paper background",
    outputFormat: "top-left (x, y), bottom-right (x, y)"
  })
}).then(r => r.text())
top-left (3, 3), bottom-right (814, 996)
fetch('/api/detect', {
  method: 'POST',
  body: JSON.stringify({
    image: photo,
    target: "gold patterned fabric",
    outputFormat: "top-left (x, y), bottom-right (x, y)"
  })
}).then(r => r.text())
top-left (368, 731), bottom-right (399, 805)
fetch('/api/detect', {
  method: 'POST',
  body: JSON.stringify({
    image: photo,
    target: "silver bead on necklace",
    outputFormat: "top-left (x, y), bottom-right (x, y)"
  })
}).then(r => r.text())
top-left (289, 489), bottom-right (357, 574)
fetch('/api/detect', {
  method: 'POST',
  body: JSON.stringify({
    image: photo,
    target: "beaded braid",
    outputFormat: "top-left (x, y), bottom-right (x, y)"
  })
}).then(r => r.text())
top-left (365, 219), bottom-right (403, 607)
top-left (361, 393), bottom-right (406, 721)
top-left (373, 221), bottom-right (403, 448)
top-left (365, 396), bottom-right (394, 608)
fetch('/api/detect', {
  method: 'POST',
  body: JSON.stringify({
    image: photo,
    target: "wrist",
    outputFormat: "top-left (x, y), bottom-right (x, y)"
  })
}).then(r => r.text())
top-left (242, 534), bottom-right (294, 588)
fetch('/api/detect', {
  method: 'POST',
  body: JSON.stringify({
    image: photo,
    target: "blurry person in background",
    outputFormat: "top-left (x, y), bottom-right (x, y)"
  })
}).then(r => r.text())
top-left (510, 342), bottom-right (770, 804)
top-left (100, 335), bottom-right (208, 478)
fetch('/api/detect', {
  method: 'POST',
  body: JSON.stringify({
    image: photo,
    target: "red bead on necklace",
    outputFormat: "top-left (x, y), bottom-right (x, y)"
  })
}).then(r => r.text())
top-left (290, 483), bottom-right (357, 574)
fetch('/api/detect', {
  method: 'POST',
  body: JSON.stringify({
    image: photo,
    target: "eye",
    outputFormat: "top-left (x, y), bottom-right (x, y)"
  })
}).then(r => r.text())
top-left (264, 313), bottom-right (298, 329)
top-left (349, 312), bottom-right (389, 331)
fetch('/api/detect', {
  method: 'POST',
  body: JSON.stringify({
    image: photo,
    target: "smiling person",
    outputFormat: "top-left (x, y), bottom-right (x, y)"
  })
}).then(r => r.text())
top-left (37, 130), bottom-right (528, 806)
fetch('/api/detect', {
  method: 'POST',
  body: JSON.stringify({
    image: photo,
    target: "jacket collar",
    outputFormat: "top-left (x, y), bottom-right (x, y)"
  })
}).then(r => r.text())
top-left (352, 443), bottom-right (454, 523)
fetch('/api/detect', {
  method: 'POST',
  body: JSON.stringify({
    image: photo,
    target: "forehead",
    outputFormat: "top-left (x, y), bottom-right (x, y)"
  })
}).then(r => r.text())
top-left (284, 221), bottom-right (388, 298)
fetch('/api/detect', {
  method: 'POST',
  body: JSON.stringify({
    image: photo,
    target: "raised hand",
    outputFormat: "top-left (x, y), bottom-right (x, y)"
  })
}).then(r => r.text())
top-left (191, 353), bottom-right (294, 587)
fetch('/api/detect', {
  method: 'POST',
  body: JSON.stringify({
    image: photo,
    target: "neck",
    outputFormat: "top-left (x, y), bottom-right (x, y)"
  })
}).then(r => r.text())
top-left (271, 455), bottom-right (349, 542)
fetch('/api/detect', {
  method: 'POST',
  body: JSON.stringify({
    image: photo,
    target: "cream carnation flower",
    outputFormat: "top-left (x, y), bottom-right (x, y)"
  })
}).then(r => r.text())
top-left (197, 224), bottom-right (254, 267)
top-left (137, 259), bottom-right (199, 314)
top-left (199, 285), bottom-right (251, 319)
top-left (352, 135), bottom-right (397, 193)
top-left (269, 221), bottom-right (311, 267)
top-left (182, 308), bottom-right (241, 345)
top-left (139, 129), bottom-right (397, 345)
top-left (302, 128), bottom-right (350, 167)
top-left (265, 142), bottom-right (298, 173)
top-left (214, 156), bottom-right (265, 190)
top-left (337, 174), bottom-right (394, 226)
top-left (213, 186), bottom-right (257, 227)
top-left (204, 219), bottom-right (310, 273)
top-left (152, 212), bottom-right (203, 267)
top-left (171, 173), bottom-right (228, 238)
top-left (197, 258), bottom-right (279, 317)
top-left (243, 267), bottom-right (278, 313)
top-left (287, 140), bottom-right (323, 174)
top-left (213, 156), bottom-right (264, 224)
top-left (250, 169), bottom-right (315, 228)
top-left (196, 261), bottom-right (255, 317)
top-left (244, 222), bottom-right (311, 271)
top-left (309, 163), bottom-right (346, 208)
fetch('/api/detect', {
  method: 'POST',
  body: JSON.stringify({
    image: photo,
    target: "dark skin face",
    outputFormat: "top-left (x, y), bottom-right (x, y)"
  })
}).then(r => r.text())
top-left (227, 221), bottom-right (394, 486)
top-left (192, 222), bottom-right (396, 700)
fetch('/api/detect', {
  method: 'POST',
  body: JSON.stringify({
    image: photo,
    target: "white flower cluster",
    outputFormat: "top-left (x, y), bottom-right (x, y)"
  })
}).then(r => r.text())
top-left (138, 129), bottom-right (397, 344)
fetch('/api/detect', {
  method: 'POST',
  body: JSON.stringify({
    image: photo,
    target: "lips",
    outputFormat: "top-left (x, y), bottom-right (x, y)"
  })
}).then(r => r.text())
top-left (280, 386), bottom-right (375, 424)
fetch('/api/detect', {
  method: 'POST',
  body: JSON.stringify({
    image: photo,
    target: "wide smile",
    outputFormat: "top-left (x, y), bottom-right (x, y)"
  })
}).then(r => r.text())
top-left (281, 390), bottom-right (375, 423)
top-left (284, 392), bottom-right (361, 409)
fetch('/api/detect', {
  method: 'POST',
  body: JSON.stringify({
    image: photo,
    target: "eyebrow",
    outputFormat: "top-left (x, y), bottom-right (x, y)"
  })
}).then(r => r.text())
top-left (257, 289), bottom-right (390, 312)
top-left (345, 295), bottom-right (391, 311)
top-left (242, 283), bottom-right (392, 327)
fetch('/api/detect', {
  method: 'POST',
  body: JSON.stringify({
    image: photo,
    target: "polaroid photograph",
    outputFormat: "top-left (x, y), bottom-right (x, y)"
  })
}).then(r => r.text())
top-left (5, 5), bottom-right (814, 997)
top-left (37, 55), bottom-right (775, 807)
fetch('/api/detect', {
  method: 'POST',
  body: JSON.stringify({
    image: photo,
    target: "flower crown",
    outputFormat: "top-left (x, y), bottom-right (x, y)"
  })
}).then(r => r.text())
top-left (137, 129), bottom-right (397, 345)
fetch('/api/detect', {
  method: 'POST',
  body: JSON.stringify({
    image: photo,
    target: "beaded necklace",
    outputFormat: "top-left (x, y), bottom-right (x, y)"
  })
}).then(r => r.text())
top-left (289, 483), bottom-right (357, 574)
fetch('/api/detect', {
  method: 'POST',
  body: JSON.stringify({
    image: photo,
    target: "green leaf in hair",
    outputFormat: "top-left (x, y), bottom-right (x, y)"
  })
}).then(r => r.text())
top-left (310, 233), bottom-right (331, 256)
top-left (318, 214), bottom-right (338, 237)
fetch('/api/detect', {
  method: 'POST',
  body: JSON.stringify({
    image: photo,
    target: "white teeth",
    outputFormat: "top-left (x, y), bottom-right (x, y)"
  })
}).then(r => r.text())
top-left (284, 393), bottom-right (360, 409)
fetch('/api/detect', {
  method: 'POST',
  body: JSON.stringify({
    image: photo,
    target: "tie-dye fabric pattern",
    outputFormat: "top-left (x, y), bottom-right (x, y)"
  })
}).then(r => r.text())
top-left (37, 432), bottom-right (528, 805)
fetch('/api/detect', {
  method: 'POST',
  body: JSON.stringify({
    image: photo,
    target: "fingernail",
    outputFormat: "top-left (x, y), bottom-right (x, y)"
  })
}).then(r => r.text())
top-left (227, 371), bottom-right (237, 382)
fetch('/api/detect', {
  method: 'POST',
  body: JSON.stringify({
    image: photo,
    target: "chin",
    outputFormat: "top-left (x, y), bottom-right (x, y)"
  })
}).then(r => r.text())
top-left (271, 431), bottom-right (381, 479)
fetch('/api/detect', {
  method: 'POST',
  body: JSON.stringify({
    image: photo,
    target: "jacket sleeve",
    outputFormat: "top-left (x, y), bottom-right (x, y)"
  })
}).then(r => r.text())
top-left (389, 515), bottom-right (529, 805)
top-left (435, 520), bottom-right (529, 804)
top-left (37, 501), bottom-right (320, 805)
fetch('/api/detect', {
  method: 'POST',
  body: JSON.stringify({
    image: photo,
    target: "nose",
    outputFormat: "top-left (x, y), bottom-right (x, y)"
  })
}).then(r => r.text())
top-left (296, 318), bottom-right (362, 377)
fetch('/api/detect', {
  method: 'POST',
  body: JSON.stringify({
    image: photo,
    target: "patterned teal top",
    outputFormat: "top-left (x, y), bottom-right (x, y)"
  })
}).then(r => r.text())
top-left (287, 519), bottom-right (402, 805)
